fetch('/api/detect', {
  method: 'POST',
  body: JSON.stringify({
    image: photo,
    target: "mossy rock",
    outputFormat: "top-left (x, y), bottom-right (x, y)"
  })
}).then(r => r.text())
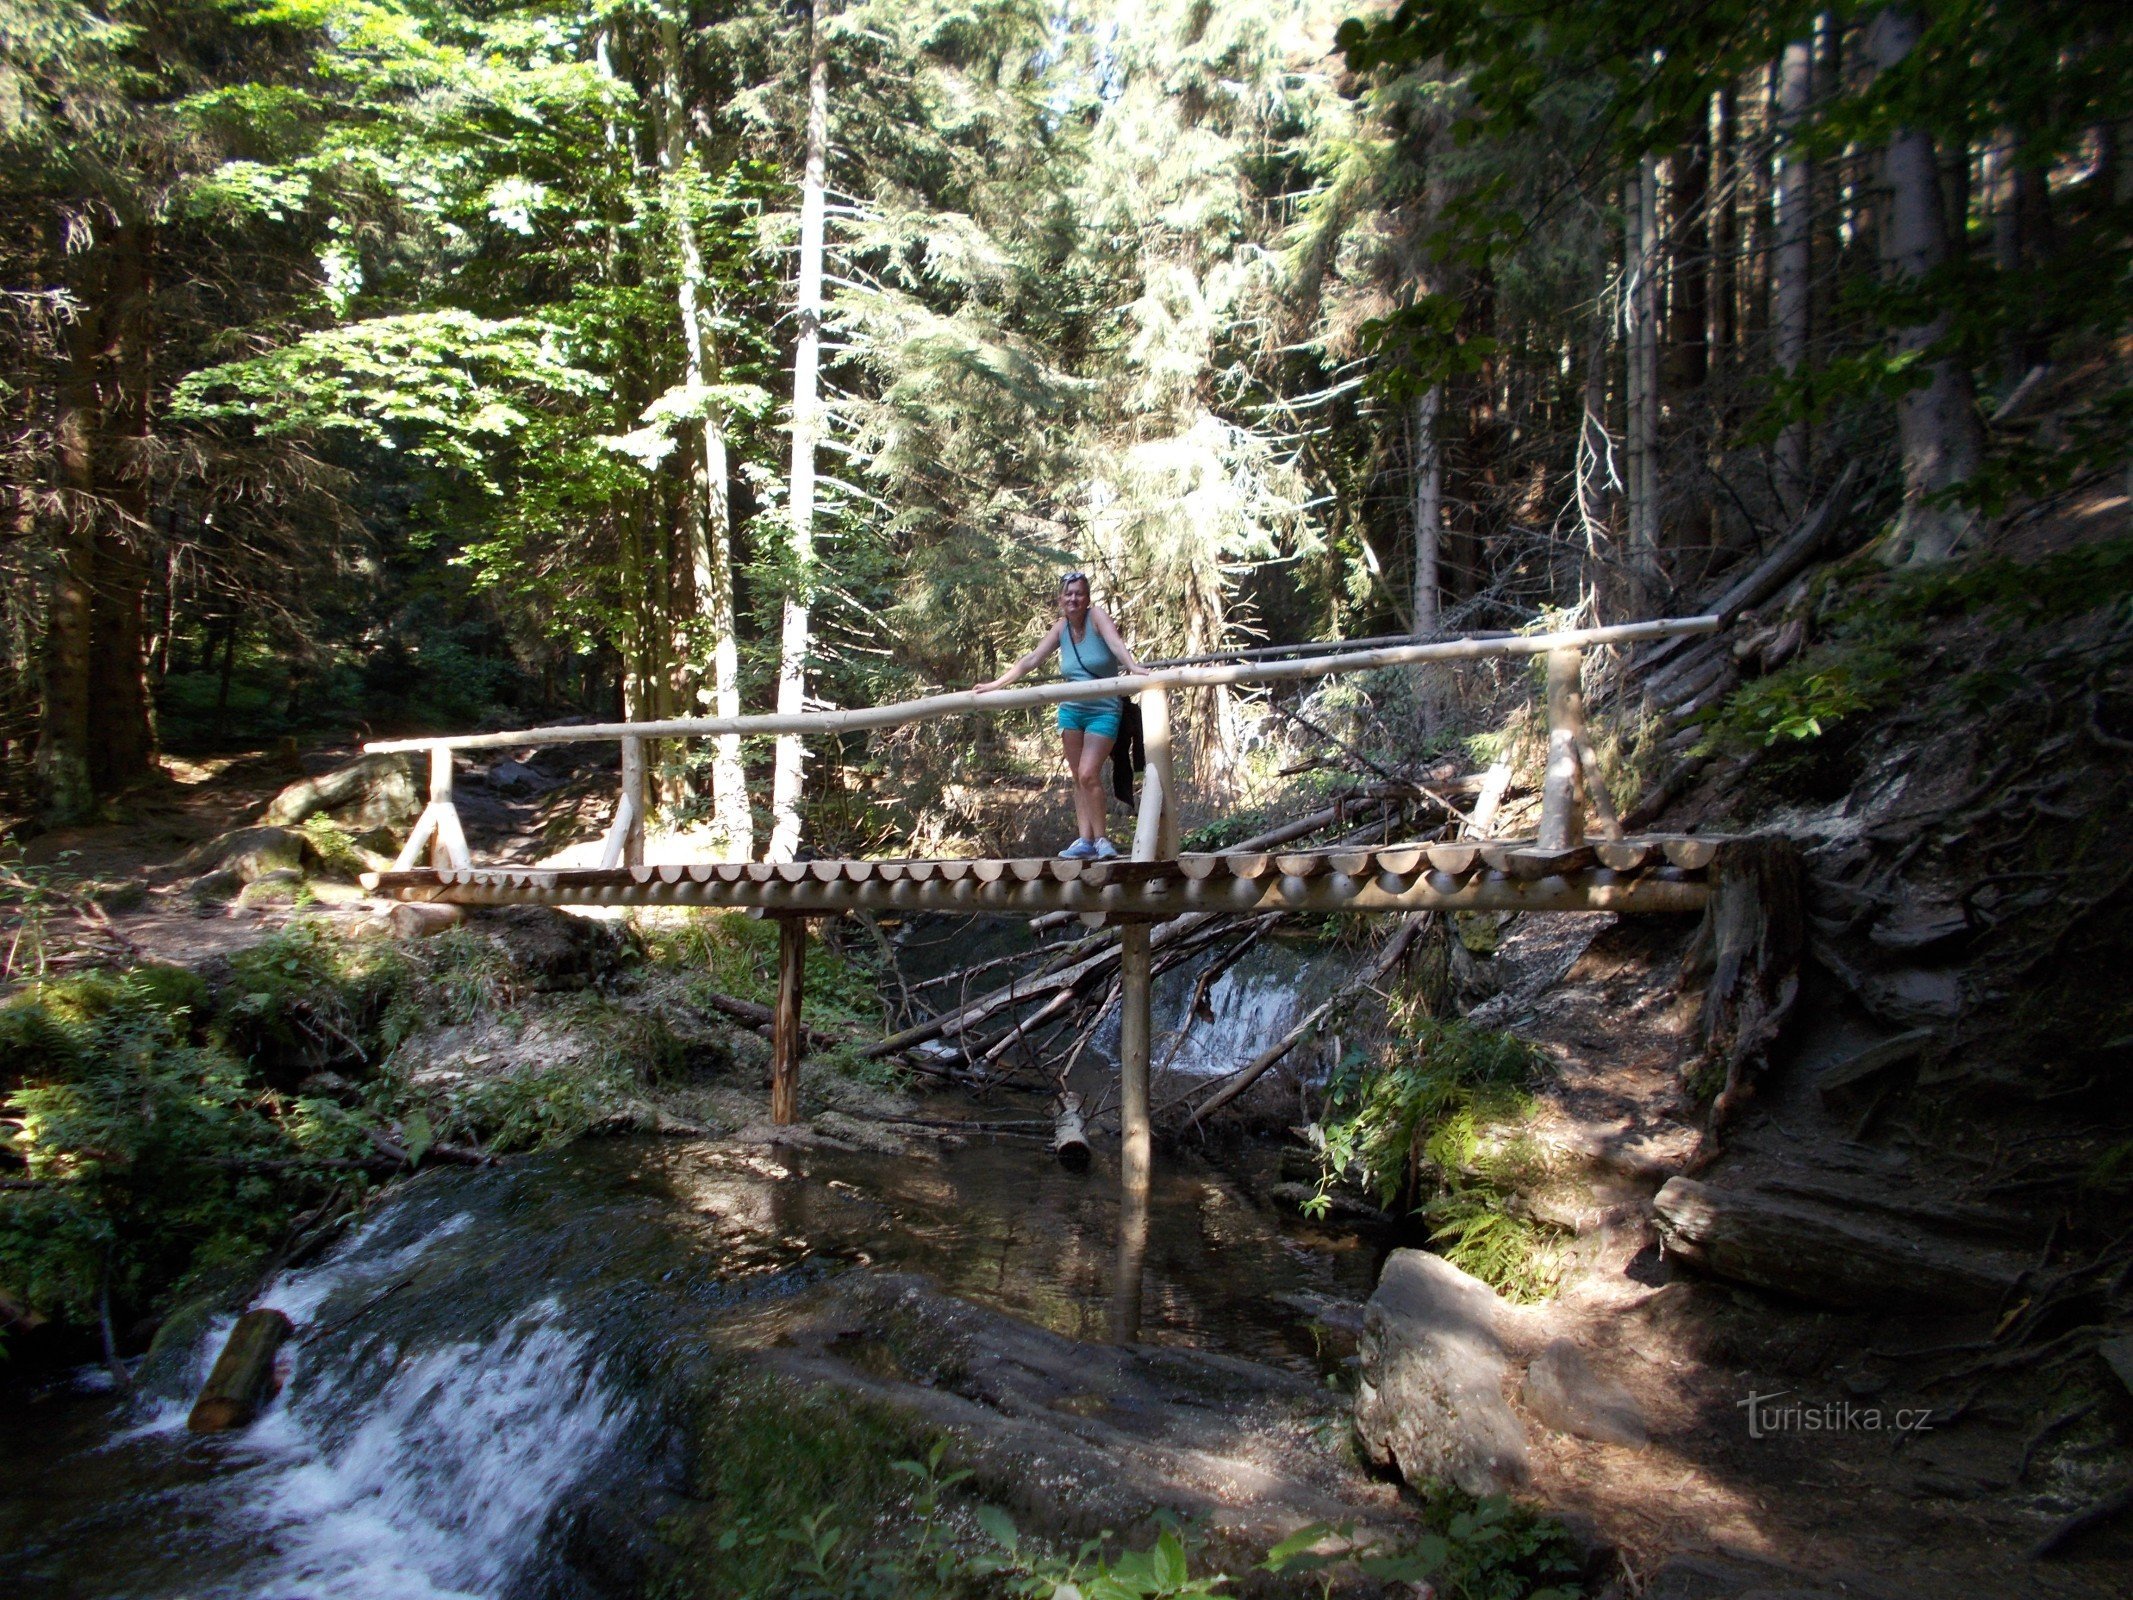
top-left (179, 825), bottom-right (307, 884)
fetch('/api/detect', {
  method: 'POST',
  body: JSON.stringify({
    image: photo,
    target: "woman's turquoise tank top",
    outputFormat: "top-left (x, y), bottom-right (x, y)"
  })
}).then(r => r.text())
top-left (1059, 620), bottom-right (1118, 682)
top-left (1060, 619), bottom-right (1120, 716)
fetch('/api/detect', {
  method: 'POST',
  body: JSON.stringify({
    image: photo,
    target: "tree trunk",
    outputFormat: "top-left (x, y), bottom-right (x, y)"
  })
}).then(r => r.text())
top-left (1666, 141), bottom-right (1709, 393)
top-left (1410, 385), bottom-right (1441, 634)
top-left (654, 13), bottom-right (750, 859)
top-left (1623, 157), bottom-right (1661, 608)
top-left (1868, 6), bottom-right (1985, 564)
top-left (40, 221), bottom-right (157, 819)
top-left (1771, 37), bottom-right (1814, 516)
top-left (768, 0), bottom-right (830, 864)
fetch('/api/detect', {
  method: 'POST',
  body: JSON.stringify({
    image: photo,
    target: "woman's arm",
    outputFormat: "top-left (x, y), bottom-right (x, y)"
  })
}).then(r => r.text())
top-left (973, 620), bottom-right (1063, 692)
top-left (1089, 606), bottom-right (1146, 674)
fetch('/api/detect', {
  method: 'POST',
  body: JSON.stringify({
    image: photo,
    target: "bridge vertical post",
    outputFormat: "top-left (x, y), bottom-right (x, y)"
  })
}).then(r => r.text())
top-left (1111, 915), bottom-right (1153, 1343)
top-left (1135, 687), bottom-right (1177, 861)
top-left (426, 747), bottom-right (472, 870)
top-left (1537, 646), bottom-right (1587, 850)
top-left (620, 735), bottom-right (647, 867)
top-left (770, 914), bottom-right (808, 1124)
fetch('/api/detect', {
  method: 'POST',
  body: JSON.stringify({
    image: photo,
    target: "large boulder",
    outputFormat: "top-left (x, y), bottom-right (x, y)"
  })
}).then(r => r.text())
top-left (1353, 1248), bottom-right (1531, 1496)
top-left (259, 753), bottom-right (421, 830)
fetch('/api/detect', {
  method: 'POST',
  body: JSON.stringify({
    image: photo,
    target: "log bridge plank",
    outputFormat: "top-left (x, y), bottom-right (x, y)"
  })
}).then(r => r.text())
top-left (362, 835), bottom-right (1732, 918)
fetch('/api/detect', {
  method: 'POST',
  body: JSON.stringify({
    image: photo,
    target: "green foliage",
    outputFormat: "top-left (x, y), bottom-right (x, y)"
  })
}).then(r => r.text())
top-left (213, 922), bottom-right (420, 1069)
top-left (646, 912), bottom-right (886, 1034)
top-left (0, 967), bottom-right (370, 1342)
top-left (1701, 539), bottom-right (2133, 757)
top-left (703, 1440), bottom-right (1588, 1600)
top-left (1699, 661), bottom-right (1887, 752)
top-left (1306, 1011), bottom-right (1564, 1300)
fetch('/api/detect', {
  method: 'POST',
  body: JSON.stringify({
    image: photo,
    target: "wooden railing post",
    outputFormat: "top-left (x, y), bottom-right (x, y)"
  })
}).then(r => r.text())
top-left (599, 735), bottom-right (647, 869)
top-left (770, 914), bottom-right (808, 1125)
top-left (395, 746), bottom-right (471, 871)
top-left (1537, 646), bottom-right (1587, 849)
top-left (1130, 686), bottom-right (1176, 862)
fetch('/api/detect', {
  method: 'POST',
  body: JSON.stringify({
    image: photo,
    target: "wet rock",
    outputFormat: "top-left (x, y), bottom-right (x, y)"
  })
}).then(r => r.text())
top-left (179, 825), bottom-right (307, 883)
top-left (259, 753), bottom-right (421, 830)
top-left (1353, 1248), bottom-right (1529, 1496)
top-left (1520, 1337), bottom-right (1649, 1448)
top-left (745, 1271), bottom-right (1398, 1558)
top-left (2097, 1334), bottom-right (2133, 1401)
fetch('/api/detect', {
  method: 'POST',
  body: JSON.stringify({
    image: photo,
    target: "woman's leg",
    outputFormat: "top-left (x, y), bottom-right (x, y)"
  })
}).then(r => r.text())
top-left (1074, 733), bottom-right (1116, 839)
top-left (1060, 729), bottom-right (1096, 840)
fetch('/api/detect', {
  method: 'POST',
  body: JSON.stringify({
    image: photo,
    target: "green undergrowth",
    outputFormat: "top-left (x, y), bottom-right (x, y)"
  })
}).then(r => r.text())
top-left (659, 1381), bottom-right (1584, 1598)
top-left (640, 910), bottom-right (888, 1034)
top-left (1307, 1009), bottom-right (1566, 1303)
top-left (1698, 538), bottom-right (2133, 761)
top-left (0, 914), bottom-right (743, 1355)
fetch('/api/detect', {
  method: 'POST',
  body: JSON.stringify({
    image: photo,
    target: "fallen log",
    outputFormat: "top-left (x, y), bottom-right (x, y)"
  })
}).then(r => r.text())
top-left (188, 1308), bottom-right (295, 1432)
top-left (1631, 461), bottom-right (1861, 683)
top-left (1651, 1177), bottom-right (2027, 1310)
top-left (1052, 1093), bottom-right (1092, 1168)
top-left (698, 988), bottom-right (845, 1049)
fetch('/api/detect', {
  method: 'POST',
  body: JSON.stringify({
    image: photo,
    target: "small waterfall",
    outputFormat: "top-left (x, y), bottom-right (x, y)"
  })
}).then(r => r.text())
top-left (241, 1297), bottom-right (629, 1600)
top-left (1095, 936), bottom-right (1338, 1081)
top-left (95, 1200), bottom-right (634, 1599)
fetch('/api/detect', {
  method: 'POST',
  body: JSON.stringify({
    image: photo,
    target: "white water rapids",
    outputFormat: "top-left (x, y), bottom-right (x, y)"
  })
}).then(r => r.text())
top-left (117, 1210), bottom-right (635, 1599)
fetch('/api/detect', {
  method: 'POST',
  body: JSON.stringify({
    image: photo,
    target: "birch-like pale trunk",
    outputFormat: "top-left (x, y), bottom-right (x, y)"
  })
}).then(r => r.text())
top-left (1772, 37), bottom-right (1814, 515)
top-left (1410, 385), bottom-right (1441, 635)
top-left (1868, 6), bottom-right (1984, 564)
top-left (653, 13), bottom-right (750, 858)
top-left (768, 0), bottom-right (830, 862)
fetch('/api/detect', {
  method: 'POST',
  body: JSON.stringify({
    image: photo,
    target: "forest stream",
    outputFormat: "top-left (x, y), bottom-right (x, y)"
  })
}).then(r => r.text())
top-left (1, 948), bottom-right (1391, 1600)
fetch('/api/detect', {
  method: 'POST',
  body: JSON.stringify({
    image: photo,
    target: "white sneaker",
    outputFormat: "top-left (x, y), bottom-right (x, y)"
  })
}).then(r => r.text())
top-left (1091, 837), bottom-right (1120, 860)
top-left (1059, 838), bottom-right (1098, 860)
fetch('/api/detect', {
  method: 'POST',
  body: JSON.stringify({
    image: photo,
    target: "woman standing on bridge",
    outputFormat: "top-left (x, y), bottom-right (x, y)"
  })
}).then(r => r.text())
top-left (973, 573), bottom-right (1147, 859)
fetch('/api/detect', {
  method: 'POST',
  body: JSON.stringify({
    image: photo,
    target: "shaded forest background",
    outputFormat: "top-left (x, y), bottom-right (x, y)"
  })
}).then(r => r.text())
top-left (3, 0), bottom-right (2127, 855)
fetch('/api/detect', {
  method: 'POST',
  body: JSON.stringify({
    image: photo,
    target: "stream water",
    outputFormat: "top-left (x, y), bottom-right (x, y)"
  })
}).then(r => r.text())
top-left (4, 1106), bottom-right (1383, 1598)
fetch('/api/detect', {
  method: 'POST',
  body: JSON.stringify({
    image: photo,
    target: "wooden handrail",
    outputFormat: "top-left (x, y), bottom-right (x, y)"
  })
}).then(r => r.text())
top-left (362, 615), bottom-right (1720, 755)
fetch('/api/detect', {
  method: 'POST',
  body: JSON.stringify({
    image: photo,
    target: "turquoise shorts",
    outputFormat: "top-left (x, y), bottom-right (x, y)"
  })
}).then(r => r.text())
top-left (1058, 700), bottom-right (1121, 740)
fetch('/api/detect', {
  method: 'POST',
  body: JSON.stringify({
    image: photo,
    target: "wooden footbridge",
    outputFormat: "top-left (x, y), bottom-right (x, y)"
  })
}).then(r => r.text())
top-left (361, 616), bottom-right (1747, 1321)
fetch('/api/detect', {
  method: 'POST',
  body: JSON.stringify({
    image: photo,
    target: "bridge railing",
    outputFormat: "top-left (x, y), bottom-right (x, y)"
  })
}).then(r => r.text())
top-left (364, 614), bottom-right (1718, 873)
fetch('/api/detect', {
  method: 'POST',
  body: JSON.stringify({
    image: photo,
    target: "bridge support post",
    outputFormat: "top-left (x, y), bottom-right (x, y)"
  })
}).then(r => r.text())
top-left (1131, 687), bottom-right (1177, 862)
top-left (1538, 646), bottom-right (1587, 850)
top-left (394, 747), bottom-right (472, 872)
top-left (599, 735), bottom-right (647, 869)
top-left (770, 914), bottom-right (809, 1125)
top-left (1111, 915), bottom-right (1153, 1343)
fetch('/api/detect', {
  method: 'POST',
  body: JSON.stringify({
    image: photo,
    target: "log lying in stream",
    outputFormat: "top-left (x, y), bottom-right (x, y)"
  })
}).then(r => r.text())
top-left (1052, 1093), bottom-right (1092, 1168)
top-left (188, 1308), bottom-right (294, 1432)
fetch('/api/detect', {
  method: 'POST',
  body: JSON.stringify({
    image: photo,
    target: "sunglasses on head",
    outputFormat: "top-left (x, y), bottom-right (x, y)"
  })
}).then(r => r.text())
top-left (1060, 572), bottom-right (1088, 589)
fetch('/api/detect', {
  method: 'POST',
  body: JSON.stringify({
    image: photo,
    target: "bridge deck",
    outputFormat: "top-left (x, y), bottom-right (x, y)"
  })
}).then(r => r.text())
top-left (363, 835), bottom-right (1727, 919)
